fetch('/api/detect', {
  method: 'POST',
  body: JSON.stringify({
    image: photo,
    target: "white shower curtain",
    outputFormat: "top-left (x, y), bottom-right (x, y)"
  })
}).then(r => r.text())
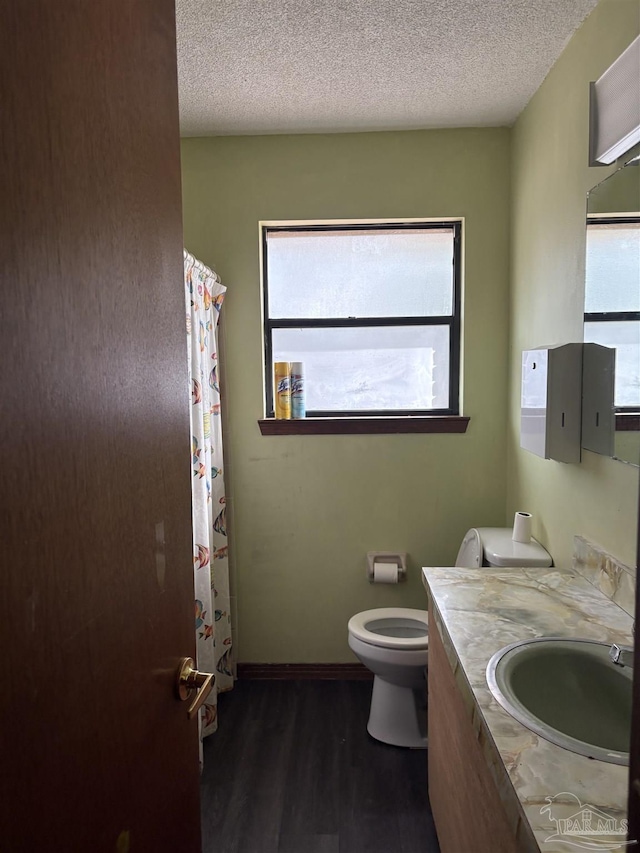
top-left (184, 250), bottom-right (234, 739)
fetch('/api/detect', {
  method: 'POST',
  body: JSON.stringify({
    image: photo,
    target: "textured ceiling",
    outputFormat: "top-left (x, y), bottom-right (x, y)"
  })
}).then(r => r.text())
top-left (176, 0), bottom-right (598, 137)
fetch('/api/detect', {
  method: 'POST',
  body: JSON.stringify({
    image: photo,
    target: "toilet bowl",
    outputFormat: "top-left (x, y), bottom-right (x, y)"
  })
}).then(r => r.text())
top-left (348, 528), bottom-right (552, 749)
top-left (348, 608), bottom-right (429, 748)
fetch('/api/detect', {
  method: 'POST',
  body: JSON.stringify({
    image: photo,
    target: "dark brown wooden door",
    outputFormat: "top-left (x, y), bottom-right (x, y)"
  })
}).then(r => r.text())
top-left (0, 2), bottom-right (202, 851)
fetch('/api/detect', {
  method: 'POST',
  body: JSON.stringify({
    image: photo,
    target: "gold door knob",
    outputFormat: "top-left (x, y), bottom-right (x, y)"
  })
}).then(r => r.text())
top-left (176, 657), bottom-right (215, 719)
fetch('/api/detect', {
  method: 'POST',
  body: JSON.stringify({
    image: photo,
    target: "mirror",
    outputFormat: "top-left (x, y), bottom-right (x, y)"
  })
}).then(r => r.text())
top-left (584, 154), bottom-right (640, 467)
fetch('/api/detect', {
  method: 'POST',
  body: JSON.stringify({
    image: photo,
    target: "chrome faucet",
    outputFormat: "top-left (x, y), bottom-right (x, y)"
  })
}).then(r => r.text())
top-left (609, 643), bottom-right (634, 667)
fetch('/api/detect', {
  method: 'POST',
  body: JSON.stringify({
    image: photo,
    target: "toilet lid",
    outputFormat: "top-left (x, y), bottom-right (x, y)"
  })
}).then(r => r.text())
top-left (348, 607), bottom-right (429, 650)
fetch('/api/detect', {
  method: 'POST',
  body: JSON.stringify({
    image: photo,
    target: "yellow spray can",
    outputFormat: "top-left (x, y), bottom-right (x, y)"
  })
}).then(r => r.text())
top-left (274, 361), bottom-right (291, 419)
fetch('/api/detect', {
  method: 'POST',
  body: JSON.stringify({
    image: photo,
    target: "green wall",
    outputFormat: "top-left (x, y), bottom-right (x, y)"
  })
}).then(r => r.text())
top-left (181, 129), bottom-right (511, 662)
top-left (508, 0), bottom-right (639, 570)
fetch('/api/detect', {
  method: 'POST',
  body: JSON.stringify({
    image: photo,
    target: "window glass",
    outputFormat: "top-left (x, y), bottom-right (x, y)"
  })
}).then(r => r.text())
top-left (585, 223), bottom-right (640, 313)
top-left (267, 228), bottom-right (454, 319)
top-left (273, 325), bottom-right (450, 411)
top-left (584, 320), bottom-right (640, 407)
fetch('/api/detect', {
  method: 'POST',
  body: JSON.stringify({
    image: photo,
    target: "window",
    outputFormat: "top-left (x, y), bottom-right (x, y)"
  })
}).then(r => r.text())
top-left (584, 218), bottom-right (640, 410)
top-left (261, 222), bottom-right (462, 429)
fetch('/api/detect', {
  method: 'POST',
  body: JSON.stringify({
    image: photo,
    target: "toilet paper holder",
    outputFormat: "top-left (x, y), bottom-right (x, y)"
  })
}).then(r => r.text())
top-left (366, 552), bottom-right (407, 582)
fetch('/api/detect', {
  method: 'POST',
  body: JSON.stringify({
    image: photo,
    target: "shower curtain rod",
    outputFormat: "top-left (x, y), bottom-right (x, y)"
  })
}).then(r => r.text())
top-left (184, 248), bottom-right (221, 283)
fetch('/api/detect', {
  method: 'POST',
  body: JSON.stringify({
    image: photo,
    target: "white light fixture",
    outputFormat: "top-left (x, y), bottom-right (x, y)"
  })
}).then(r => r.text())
top-left (589, 35), bottom-right (640, 166)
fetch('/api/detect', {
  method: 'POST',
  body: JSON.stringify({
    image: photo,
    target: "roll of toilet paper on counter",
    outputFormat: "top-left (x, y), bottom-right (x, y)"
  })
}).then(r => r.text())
top-left (512, 511), bottom-right (532, 544)
top-left (373, 561), bottom-right (399, 583)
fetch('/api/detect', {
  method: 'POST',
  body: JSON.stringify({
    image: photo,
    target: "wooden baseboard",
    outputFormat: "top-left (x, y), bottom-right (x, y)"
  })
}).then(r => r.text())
top-left (237, 662), bottom-right (373, 680)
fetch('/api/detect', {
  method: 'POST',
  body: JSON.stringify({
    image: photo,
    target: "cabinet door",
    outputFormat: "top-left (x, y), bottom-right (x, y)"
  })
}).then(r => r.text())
top-left (428, 604), bottom-right (520, 853)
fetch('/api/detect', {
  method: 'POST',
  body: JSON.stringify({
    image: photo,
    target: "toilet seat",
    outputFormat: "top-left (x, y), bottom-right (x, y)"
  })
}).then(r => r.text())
top-left (348, 607), bottom-right (428, 650)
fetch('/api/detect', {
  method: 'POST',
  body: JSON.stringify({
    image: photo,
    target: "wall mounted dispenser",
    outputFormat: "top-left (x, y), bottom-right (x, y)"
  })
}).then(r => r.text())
top-left (520, 344), bottom-right (583, 463)
top-left (367, 552), bottom-right (407, 583)
top-left (581, 343), bottom-right (615, 457)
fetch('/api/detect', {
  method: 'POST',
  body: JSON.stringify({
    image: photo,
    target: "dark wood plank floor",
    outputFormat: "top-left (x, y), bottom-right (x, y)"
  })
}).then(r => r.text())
top-left (200, 680), bottom-right (440, 853)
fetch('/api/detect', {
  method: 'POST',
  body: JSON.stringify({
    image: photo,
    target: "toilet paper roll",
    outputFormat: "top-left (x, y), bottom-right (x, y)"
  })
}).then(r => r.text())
top-left (373, 561), bottom-right (399, 584)
top-left (512, 511), bottom-right (532, 544)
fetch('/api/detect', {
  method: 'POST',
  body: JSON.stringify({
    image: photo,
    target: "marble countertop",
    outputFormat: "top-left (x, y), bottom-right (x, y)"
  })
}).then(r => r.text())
top-left (422, 565), bottom-right (634, 853)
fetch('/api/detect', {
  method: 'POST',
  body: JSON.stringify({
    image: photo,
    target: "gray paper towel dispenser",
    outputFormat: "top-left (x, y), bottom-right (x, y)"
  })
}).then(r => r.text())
top-left (520, 344), bottom-right (583, 463)
top-left (581, 343), bottom-right (616, 457)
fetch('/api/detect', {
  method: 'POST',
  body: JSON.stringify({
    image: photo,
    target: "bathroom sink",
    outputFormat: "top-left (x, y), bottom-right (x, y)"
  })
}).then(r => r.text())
top-left (486, 637), bottom-right (632, 765)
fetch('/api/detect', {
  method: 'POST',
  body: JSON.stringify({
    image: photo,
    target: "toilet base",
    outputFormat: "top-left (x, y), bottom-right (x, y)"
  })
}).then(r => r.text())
top-left (366, 675), bottom-right (428, 749)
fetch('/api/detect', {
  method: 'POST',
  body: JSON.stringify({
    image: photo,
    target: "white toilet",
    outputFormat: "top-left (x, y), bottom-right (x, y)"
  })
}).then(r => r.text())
top-left (348, 527), bottom-right (552, 748)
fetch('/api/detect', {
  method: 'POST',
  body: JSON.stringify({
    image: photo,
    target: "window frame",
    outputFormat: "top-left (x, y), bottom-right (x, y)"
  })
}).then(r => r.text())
top-left (584, 215), bottom-right (640, 416)
top-left (261, 220), bottom-right (463, 420)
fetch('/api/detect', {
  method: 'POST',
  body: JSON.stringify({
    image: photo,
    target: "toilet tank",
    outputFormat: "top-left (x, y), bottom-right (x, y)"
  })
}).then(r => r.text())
top-left (477, 527), bottom-right (552, 568)
top-left (455, 527), bottom-right (552, 568)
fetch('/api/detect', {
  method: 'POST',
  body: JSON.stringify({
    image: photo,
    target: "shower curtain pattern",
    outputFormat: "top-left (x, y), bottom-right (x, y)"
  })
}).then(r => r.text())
top-left (185, 250), bottom-right (233, 738)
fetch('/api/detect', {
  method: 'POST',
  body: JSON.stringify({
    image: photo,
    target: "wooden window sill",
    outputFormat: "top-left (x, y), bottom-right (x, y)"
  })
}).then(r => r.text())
top-left (616, 413), bottom-right (640, 431)
top-left (258, 416), bottom-right (470, 435)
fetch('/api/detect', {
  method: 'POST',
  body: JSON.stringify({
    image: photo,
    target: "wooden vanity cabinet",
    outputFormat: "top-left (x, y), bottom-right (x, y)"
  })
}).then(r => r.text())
top-left (428, 601), bottom-right (521, 853)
